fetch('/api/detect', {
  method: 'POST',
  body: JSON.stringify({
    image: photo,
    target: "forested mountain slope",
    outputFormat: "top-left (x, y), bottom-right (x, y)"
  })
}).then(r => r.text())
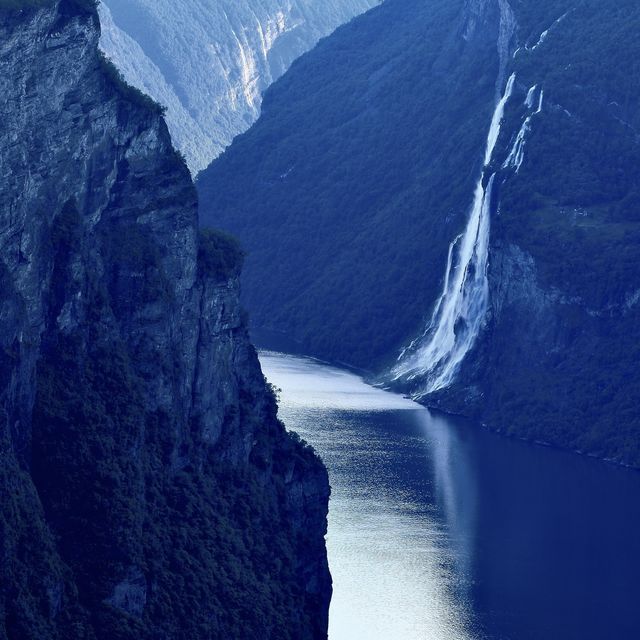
top-left (0, 1), bottom-right (330, 637)
top-left (198, 0), bottom-right (640, 465)
top-left (99, 0), bottom-right (378, 172)
top-left (200, 0), bottom-right (507, 365)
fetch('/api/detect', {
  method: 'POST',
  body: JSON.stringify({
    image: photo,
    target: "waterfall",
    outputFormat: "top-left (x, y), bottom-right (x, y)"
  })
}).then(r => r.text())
top-left (524, 85), bottom-right (537, 108)
top-left (503, 85), bottom-right (543, 173)
top-left (392, 74), bottom-right (516, 395)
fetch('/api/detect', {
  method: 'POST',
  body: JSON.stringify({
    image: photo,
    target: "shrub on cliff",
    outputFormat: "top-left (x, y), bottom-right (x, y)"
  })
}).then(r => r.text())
top-left (198, 229), bottom-right (245, 283)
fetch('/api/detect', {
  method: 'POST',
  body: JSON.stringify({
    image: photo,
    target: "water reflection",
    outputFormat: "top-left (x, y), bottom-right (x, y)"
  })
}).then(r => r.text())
top-left (259, 351), bottom-right (640, 640)
top-left (427, 411), bottom-right (478, 612)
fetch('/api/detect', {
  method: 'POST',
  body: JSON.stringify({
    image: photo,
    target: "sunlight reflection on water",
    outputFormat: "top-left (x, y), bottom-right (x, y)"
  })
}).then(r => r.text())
top-left (259, 350), bottom-right (640, 640)
top-left (260, 351), bottom-right (475, 640)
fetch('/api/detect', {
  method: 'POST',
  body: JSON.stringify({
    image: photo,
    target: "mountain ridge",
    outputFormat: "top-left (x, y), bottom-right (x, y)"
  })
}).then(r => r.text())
top-left (99, 0), bottom-right (379, 173)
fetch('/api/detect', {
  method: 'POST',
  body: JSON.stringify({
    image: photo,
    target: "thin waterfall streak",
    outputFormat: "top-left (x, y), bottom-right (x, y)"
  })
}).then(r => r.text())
top-left (525, 84), bottom-right (537, 108)
top-left (429, 175), bottom-right (495, 392)
top-left (503, 116), bottom-right (531, 171)
top-left (400, 232), bottom-right (464, 360)
top-left (504, 85), bottom-right (544, 173)
top-left (485, 73), bottom-right (516, 166)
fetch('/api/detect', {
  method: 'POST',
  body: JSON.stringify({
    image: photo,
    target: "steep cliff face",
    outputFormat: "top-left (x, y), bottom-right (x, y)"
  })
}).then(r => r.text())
top-left (197, 0), bottom-right (640, 466)
top-left (0, 1), bottom-right (330, 638)
top-left (435, 0), bottom-right (640, 465)
top-left (98, 0), bottom-right (379, 173)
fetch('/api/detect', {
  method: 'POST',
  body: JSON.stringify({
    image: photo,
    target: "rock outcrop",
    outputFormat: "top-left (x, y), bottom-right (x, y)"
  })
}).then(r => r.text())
top-left (0, 1), bottom-right (330, 638)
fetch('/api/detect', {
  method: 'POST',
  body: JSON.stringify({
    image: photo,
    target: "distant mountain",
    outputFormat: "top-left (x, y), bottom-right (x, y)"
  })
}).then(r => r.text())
top-left (198, 0), bottom-right (640, 466)
top-left (99, 0), bottom-right (378, 173)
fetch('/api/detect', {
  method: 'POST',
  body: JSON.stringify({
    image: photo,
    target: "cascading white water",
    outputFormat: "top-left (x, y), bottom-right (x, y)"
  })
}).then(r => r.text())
top-left (392, 74), bottom-right (516, 395)
top-left (524, 84), bottom-right (537, 108)
top-left (503, 85), bottom-right (543, 172)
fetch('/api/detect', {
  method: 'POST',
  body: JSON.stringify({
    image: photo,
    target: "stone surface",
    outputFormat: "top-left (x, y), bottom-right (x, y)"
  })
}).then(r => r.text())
top-left (0, 1), bottom-right (330, 637)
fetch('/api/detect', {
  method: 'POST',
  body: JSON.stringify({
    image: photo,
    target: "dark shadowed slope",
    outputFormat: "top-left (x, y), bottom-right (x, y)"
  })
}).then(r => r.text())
top-left (0, 1), bottom-right (330, 638)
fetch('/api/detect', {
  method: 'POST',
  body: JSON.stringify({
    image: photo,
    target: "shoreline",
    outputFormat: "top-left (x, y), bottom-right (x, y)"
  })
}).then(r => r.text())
top-left (259, 345), bottom-right (640, 476)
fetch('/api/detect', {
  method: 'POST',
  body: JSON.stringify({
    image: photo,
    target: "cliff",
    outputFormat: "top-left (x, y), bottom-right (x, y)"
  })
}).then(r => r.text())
top-left (197, 0), bottom-right (640, 466)
top-left (432, 0), bottom-right (640, 465)
top-left (0, 1), bottom-right (330, 638)
top-left (98, 0), bottom-right (379, 173)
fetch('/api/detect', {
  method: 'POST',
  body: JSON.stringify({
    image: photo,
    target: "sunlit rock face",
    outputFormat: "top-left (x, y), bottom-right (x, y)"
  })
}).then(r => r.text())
top-left (99, 0), bottom-right (379, 173)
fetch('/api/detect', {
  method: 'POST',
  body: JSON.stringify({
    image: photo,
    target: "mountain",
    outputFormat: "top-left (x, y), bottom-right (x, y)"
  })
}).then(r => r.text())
top-left (0, 1), bottom-right (330, 638)
top-left (98, 0), bottom-right (378, 173)
top-left (198, 0), bottom-right (640, 466)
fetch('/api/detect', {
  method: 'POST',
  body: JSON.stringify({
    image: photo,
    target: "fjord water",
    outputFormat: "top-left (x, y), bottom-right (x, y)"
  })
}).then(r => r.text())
top-left (259, 351), bottom-right (640, 640)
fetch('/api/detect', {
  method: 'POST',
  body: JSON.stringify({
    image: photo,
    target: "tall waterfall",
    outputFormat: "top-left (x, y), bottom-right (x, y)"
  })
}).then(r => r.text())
top-left (391, 73), bottom-right (516, 396)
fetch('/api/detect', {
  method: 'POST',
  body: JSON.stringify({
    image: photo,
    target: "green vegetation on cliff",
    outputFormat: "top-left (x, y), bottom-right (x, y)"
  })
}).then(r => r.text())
top-left (1, 1), bottom-right (330, 637)
top-left (98, 52), bottom-right (165, 116)
top-left (27, 333), bottom-right (325, 640)
top-left (198, 229), bottom-right (245, 282)
top-left (5, 185), bottom-right (327, 640)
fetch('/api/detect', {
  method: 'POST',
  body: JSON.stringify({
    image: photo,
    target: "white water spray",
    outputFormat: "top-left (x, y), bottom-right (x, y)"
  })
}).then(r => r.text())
top-left (524, 85), bottom-right (537, 109)
top-left (503, 85), bottom-right (543, 173)
top-left (392, 74), bottom-right (516, 395)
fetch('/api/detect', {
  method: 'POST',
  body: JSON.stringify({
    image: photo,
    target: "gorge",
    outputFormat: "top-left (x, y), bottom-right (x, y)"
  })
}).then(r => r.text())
top-left (199, 0), bottom-right (640, 467)
top-left (3, 0), bottom-right (640, 637)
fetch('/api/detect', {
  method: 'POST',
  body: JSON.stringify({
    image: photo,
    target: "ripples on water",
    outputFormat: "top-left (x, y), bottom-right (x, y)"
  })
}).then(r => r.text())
top-left (259, 351), bottom-right (640, 640)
